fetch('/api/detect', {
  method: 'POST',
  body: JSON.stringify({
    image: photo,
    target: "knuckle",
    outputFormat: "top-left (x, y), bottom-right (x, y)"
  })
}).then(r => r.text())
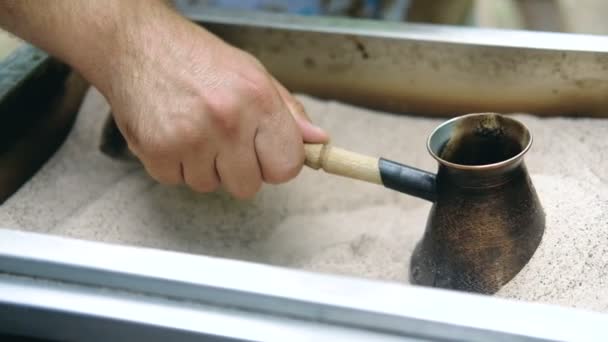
top-left (212, 110), bottom-right (240, 134)
top-left (170, 115), bottom-right (203, 147)
top-left (240, 73), bottom-right (275, 113)
top-left (142, 115), bottom-right (203, 157)
top-left (206, 96), bottom-right (241, 134)
top-left (264, 150), bottom-right (304, 184)
top-left (242, 74), bottom-right (266, 97)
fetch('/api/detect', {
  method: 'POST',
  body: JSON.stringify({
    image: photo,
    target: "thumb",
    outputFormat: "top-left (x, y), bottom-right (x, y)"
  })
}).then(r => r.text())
top-left (271, 77), bottom-right (329, 143)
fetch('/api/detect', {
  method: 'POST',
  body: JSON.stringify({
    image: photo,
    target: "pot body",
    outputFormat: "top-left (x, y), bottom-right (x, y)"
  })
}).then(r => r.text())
top-left (410, 163), bottom-right (545, 294)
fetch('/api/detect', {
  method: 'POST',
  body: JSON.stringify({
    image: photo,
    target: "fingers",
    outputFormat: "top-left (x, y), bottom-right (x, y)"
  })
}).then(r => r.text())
top-left (252, 87), bottom-right (306, 185)
top-left (182, 151), bottom-right (220, 193)
top-left (117, 68), bottom-right (323, 198)
top-left (271, 77), bottom-right (329, 143)
top-left (128, 82), bottom-right (316, 197)
top-left (215, 141), bottom-right (262, 199)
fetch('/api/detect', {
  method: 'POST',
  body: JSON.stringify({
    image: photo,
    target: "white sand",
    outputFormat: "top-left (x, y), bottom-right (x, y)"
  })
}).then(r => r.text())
top-left (1, 88), bottom-right (607, 313)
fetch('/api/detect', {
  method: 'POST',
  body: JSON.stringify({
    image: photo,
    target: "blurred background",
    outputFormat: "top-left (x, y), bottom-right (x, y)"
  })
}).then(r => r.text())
top-left (173, 0), bottom-right (608, 33)
top-left (2, 0), bottom-right (608, 58)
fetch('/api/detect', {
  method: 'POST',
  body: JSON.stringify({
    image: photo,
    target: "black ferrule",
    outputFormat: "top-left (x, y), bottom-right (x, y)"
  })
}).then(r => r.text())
top-left (379, 158), bottom-right (437, 202)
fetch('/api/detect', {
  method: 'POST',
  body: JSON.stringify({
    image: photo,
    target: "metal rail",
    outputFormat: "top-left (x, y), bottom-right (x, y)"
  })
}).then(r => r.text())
top-left (178, 6), bottom-right (608, 117)
top-left (1, 228), bottom-right (607, 341)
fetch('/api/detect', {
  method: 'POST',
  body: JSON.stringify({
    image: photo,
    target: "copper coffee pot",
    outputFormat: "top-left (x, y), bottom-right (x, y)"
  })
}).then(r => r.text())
top-left (305, 113), bottom-right (545, 294)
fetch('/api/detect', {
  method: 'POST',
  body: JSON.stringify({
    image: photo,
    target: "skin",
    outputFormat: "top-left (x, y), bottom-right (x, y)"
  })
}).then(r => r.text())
top-left (0, 0), bottom-right (329, 199)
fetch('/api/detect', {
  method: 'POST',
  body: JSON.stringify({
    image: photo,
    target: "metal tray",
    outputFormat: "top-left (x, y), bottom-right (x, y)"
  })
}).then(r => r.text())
top-left (2, 8), bottom-right (608, 341)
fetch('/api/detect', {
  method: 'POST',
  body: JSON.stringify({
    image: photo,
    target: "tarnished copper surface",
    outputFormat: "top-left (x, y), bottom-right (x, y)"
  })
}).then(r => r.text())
top-left (411, 113), bottom-right (544, 294)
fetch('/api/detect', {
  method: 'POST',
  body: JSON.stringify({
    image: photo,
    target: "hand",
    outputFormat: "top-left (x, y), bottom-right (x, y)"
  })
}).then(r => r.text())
top-left (94, 11), bottom-right (328, 199)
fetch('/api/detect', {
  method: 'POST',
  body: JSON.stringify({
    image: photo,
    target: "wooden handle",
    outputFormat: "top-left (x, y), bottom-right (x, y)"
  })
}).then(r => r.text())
top-left (304, 144), bottom-right (382, 185)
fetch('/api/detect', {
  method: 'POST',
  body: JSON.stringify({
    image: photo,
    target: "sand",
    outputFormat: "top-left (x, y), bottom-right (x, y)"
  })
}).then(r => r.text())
top-left (1, 88), bottom-right (607, 313)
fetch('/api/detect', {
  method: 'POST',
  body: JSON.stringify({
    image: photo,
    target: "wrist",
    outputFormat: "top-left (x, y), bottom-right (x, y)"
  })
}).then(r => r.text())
top-left (68, 1), bottom-right (180, 97)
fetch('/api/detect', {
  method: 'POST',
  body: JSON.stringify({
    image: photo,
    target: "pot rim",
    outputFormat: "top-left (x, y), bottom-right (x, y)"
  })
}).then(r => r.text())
top-left (426, 113), bottom-right (533, 171)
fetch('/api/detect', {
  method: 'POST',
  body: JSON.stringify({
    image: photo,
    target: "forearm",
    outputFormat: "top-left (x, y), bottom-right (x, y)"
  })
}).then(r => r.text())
top-left (0, 0), bottom-right (177, 90)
